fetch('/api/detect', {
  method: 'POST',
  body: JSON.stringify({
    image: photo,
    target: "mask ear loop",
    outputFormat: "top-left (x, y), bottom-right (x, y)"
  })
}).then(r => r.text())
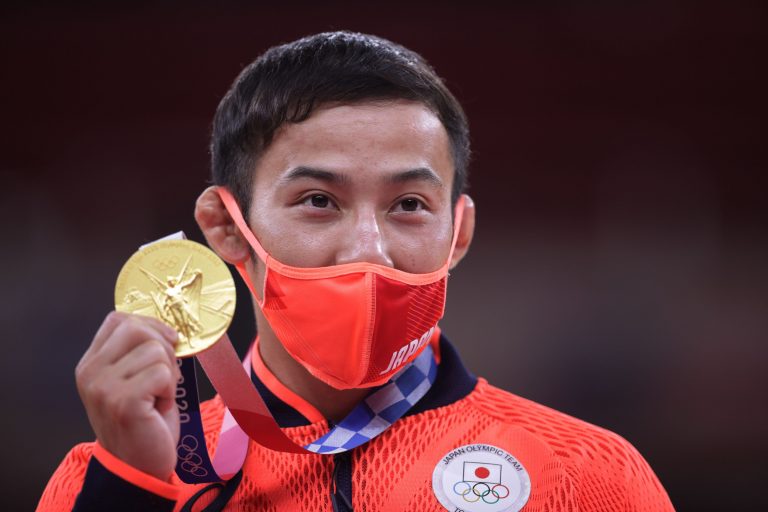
top-left (443, 195), bottom-right (467, 273)
top-left (216, 187), bottom-right (269, 306)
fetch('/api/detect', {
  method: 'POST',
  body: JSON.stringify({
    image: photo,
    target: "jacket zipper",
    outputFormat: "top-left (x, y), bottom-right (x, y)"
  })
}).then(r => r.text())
top-left (331, 451), bottom-right (354, 512)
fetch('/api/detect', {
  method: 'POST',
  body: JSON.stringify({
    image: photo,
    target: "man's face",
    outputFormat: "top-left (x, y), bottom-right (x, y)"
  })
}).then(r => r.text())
top-left (245, 100), bottom-right (457, 274)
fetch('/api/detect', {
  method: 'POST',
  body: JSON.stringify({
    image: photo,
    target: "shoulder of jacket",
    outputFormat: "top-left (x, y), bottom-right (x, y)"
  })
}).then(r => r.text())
top-left (467, 379), bottom-right (645, 469)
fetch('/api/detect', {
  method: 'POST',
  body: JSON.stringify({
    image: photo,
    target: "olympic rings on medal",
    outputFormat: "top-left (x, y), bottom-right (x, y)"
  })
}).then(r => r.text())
top-left (177, 434), bottom-right (209, 477)
top-left (452, 480), bottom-right (511, 504)
top-left (152, 255), bottom-right (180, 271)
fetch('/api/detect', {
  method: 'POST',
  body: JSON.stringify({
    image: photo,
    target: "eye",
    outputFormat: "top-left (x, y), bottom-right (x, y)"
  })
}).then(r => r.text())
top-left (304, 194), bottom-right (332, 209)
top-left (394, 197), bottom-right (425, 212)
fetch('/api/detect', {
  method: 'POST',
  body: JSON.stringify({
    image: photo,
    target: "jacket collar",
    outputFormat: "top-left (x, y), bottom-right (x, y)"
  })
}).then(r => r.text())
top-left (250, 334), bottom-right (478, 428)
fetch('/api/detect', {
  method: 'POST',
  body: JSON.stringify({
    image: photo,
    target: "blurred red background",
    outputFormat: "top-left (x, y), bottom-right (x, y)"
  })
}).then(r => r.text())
top-left (1, 1), bottom-right (766, 510)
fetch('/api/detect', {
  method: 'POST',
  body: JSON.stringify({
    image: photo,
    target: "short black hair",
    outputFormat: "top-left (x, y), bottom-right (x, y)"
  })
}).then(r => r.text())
top-left (210, 31), bottom-right (470, 218)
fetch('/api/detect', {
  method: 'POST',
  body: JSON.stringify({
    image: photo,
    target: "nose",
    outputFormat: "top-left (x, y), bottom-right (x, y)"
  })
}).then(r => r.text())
top-left (334, 211), bottom-right (394, 267)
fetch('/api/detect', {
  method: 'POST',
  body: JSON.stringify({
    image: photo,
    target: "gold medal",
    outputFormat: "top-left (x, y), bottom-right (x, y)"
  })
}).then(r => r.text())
top-left (114, 239), bottom-right (236, 358)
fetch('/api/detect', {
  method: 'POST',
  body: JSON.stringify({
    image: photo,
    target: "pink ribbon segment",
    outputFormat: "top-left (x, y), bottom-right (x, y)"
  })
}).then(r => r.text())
top-left (197, 334), bottom-right (311, 456)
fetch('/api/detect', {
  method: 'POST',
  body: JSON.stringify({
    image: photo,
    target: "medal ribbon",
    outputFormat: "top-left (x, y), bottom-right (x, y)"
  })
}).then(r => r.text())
top-left (174, 334), bottom-right (437, 482)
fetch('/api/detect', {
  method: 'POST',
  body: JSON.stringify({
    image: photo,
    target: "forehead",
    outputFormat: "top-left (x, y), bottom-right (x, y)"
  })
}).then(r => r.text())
top-left (253, 100), bottom-right (454, 189)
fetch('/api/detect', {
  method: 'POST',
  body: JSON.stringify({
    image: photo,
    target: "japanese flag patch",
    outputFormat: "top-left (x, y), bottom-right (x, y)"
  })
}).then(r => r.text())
top-left (432, 443), bottom-right (530, 512)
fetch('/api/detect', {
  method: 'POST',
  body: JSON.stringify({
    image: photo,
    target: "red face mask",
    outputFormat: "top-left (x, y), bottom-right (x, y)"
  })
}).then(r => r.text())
top-left (217, 187), bottom-right (465, 389)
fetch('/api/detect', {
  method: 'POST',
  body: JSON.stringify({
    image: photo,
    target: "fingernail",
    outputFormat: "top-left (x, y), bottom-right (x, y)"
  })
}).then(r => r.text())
top-left (162, 324), bottom-right (178, 342)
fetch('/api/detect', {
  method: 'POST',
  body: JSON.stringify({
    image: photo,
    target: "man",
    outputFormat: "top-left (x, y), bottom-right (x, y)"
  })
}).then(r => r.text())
top-left (38, 31), bottom-right (674, 511)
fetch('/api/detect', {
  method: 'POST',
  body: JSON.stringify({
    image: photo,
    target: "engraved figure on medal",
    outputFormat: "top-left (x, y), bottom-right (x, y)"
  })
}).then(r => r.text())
top-left (136, 257), bottom-right (204, 347)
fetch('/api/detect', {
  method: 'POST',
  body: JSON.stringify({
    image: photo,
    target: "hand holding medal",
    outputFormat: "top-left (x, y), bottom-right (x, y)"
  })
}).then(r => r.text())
top-left (75, 238), bottom-right (237, 482)
top-left (107, 236), bottom-right (306, 484)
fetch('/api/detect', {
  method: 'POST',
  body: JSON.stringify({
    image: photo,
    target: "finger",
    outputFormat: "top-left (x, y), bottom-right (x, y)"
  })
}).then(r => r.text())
top-left (86, 311), bottom-right (130, 356)
top-left (157, 392), bottom-right (180, 417)
top-left (105, 362), bottom-right (177, 426)
top-left (134, 315), bottom-right (179, 343)
top-left (88, 312), bottom-right (177, 357)
top-left (127, 362), bottom-right (177, 404)
top-left (112, 340), bottom-right (180, 381)
top-left (97, 318), bottom-right (177, 366)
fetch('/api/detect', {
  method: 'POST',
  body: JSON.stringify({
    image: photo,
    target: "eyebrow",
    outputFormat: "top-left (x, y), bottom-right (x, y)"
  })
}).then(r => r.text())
top-left (279, 165), bottom-right (444, 188)
top-left (386, 167), bottom-right (444, 189)
top-left (279, 166), bottom-right (350, 186)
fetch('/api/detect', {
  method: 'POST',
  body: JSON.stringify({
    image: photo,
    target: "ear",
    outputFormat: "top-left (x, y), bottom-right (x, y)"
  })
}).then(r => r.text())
top-left (449, 194), bottom-right (476, 270)
top-left (194, 186), bottom-right (251, 265)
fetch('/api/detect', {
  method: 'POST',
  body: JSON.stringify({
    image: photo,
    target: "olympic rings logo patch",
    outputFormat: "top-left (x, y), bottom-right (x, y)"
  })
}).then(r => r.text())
top-left (451, 461), bottom-right (509, 504)
top-left (453, 481), bottom-right (510, 504)
top-left (432, 444), bottom-right (531, 512)
top-left (177, 434), bottom-right (209, 477)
